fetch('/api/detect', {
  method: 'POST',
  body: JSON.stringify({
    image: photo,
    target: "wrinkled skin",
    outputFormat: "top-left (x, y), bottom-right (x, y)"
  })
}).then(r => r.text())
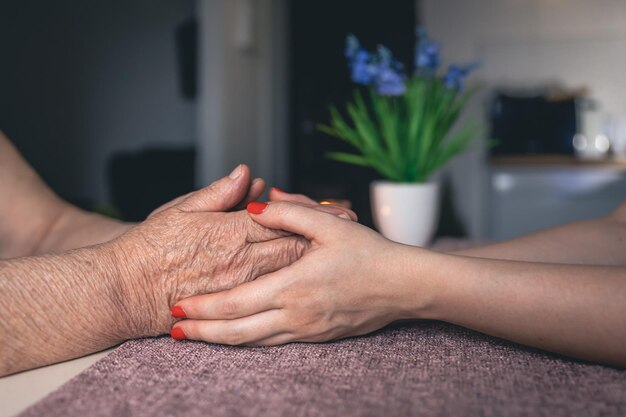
top-left (108, 166), bottom-right (357, 336)
top-left (170, 200), bottom-right (408, 346)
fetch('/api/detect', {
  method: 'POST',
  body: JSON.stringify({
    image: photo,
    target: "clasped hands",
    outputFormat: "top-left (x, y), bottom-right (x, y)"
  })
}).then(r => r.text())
top-left (111, 164), bottom-right (404, 346)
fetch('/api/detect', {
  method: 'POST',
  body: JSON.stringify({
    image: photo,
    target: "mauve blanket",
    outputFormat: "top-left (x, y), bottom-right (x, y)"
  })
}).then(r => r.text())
top-left (19, 322), bottom-right (626, 417)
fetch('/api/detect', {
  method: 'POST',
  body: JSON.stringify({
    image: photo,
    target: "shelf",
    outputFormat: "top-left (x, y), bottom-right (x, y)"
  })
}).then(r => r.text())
top-left (489, 155), bottom-right (626, 171)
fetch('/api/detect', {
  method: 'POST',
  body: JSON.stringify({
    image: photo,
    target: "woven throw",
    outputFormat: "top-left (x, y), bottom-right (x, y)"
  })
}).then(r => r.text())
top-left (19, 321), bottom-right (626, 417)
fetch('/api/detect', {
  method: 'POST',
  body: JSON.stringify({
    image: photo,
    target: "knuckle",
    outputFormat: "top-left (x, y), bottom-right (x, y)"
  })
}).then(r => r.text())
top-left (287, 237), bottom-right (309, 261)
top-left (222, 326), bottom-right (245, 345)
top-left (294, 193), bottom-right (313, 203)
top-left (185, 321), bottom-right (201, 340)
top-left (272, 201), bottom-right (293, 218)
top-left (219, 298), bottom-right (240, 317)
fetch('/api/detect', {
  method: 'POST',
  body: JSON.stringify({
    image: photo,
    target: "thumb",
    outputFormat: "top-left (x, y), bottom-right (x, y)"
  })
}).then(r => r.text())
top-left (178, 164), bottom-right (252, 213)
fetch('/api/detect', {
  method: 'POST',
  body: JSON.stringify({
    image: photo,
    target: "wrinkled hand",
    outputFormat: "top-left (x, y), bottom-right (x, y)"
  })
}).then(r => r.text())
top-left (109, 166), bottom-right (357, 337)
top-left (169, 201), bottom-right (418, 346)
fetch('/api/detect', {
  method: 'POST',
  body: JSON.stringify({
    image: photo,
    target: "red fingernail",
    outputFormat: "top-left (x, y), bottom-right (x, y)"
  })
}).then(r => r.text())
top-left (171, 327), bottom-right (187, 340)
top-left (271, 187), bottom-right (284, 193)
top-left (247, 201), bottom-right (268, 214)
top-left (170, 306), bottom-right (187, 319)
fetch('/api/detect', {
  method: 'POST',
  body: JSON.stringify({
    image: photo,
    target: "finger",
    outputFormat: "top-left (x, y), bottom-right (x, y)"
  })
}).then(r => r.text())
top-left (247, 201), bottom-right (347, 242)
top-left (232, 178), bottom-right (266, 211)
top-left (269, 187), bottom-right (317, 205)
top-left (248, 333), bottom-right (295, 347)
top-left (306, 203), bottom-right (357, 221)
top-left (175, 233), bottom-right (307, 295)
top-left (223, 236), bottom-right (308, 291)
top-left (243, 201), bottom-right (354, 237)
top-left (269, 188), bottom-right (358, 221)
top-left (174, 271), bottom-right (284, 320)
top-left (177, 164), bottom-right (252, 213)
top-left (149, 176), bottom-right (264, 218)
top-left (250, 235), bottom-right (309, 275)
top-left (233, 210), bottom-right (293, 242)
top-left (172, 309), bottom-right (287, 346)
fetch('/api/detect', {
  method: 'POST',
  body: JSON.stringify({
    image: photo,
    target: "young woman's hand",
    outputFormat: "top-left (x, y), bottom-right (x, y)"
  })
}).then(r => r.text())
top-left (168, 201), bottom-right (434, 345)
top-left (111, 169), bottom-right (358, 337)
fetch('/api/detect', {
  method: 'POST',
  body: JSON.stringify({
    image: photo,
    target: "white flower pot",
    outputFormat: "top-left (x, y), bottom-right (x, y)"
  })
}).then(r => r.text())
top-left (370, 181), bottom-right (440, 247)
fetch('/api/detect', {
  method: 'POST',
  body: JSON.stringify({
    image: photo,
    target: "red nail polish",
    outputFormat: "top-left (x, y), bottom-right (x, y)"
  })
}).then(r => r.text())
top-left (171, 327), bottom-right (187, 340)
top-left (247, 201), bottom-right (268, 214)
top-left (272, 186), bottom-right (284, 193)
top-left (170, 306), bottom-right (187, 319)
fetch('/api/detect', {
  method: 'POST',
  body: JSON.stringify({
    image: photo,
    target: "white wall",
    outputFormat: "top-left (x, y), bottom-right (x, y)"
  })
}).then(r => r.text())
top-left (0, 0), bottom-right (195, 204)
top-left (196, 0), bottom-right (288, 189)
top-left (419, 0), bottom-right (626, 238)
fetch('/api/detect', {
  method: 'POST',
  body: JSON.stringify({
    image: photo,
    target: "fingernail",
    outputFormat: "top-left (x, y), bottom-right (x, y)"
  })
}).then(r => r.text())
top-left (229, 164), bottom-right (243, 179)
top-left (171, 327), bottom-right (187, 340)
top-left (271, 187), bottom-right (284, 193)
top-left (169, 306), bottom-right (187, 319)
top-left (338, 213), bottom-right (351, 220)
top-left (247, 201), bottom-right (268, 214)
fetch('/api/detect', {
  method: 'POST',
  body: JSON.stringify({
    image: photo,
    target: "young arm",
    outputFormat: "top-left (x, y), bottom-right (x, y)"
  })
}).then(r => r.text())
top-left (0, 165), bottom-right (358, 376)
top-left (419, 253), bottom-right (626, 367)
top-left (453, 200), bottom-right (626, 265)
top-left (171, 202), bottom-right (626, 368)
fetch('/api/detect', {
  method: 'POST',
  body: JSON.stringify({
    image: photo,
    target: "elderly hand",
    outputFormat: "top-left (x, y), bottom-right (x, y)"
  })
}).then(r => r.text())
top-left (167, 200), bottom-right (426, 345)
top-left (109, 166), bottom-right (357, 337)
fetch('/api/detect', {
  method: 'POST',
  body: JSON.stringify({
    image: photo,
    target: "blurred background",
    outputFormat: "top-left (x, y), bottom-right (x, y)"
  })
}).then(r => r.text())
top-left (2, 0), bottom-right (626, 240)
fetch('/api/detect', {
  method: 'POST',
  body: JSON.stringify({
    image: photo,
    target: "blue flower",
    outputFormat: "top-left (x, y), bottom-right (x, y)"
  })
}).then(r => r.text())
top-left (415, 28), bottom-right (440, 72)
top-left (375, 67), bottom-right (406, 96)
top-left (344, 35), bottom-right (406, 94)
top-left (443, 62), bottom-right (478, 92)
top-left (344, 34), bottom-right (360, 59)
top-left (373, 45), bottom-right (405, 95)
top-left (345, 35), bottom-right (378, 85)
top-left (350, 49), bottom-right (379, 85)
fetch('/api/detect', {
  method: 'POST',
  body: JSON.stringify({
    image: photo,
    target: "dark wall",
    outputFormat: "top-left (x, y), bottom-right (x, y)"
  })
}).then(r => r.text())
top-left (0, 1), bottom-right (195, 207)
top-left (288, 0), bottom-right (417, 226)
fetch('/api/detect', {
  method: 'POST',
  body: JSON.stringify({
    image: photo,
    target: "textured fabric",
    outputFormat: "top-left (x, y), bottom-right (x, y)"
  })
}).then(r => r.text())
top-left (18, 239), bottom-right (626, 416)
top-left (19, 322), bottom-right (626, 417)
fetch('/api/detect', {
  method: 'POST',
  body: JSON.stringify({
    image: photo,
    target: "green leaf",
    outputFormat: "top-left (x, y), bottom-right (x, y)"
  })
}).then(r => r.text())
top-left (317, 76), bottom-right (485, 183)
top-left (369, 91), bottom-right (401, 168)
top-left (326, 152), bottom-right (370, 167)
top-left (328, 107), bottom-right (361, 146)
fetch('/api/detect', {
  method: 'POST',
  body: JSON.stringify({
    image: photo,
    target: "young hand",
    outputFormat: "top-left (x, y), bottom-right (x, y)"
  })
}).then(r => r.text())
top-left (110, 168), bottom-right (358, 337)
top-left (168, 201), bottom-right (431, 345)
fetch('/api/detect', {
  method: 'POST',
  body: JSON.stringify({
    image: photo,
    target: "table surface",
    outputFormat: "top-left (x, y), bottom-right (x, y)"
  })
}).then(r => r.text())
top-left (14, 323), bottom-right (626, 417)
top-left (0, 238), bottom-right (478, 417)
top-left (0, 349), bottom-right (112, 417)
top-left (6, 239), bottom-right (625, 417)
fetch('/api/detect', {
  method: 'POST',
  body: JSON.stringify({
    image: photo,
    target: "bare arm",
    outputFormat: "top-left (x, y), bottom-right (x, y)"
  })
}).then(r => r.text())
top-left (0, 244), bottom-right (144, 376)
top-left (172, 202), bottom-right (626, 368)
top-left (453, 201), bottom-right (626, 265)
top-left (0, 166), bottom-right (358, 376)
top-left (0, 132), bottom-right (131, 258)
top-left (418, 253), bottom-right (626, 367)
top-left (0, 170), bottom-right (296, 376)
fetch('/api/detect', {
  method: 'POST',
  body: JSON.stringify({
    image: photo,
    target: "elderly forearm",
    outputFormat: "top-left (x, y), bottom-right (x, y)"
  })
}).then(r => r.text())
top-left (413, 252), bottom-right (626, 367)
top-left (0, 243), bottom-right (164, 376)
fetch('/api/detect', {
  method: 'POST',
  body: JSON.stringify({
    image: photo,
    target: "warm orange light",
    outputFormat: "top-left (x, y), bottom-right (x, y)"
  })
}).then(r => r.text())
top-left (317, 199), bottom-right (352, 209)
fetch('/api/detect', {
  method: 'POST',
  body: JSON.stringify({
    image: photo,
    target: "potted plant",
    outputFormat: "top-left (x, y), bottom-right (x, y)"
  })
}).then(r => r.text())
top-left (318, 28), bottom-right (480, 246)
